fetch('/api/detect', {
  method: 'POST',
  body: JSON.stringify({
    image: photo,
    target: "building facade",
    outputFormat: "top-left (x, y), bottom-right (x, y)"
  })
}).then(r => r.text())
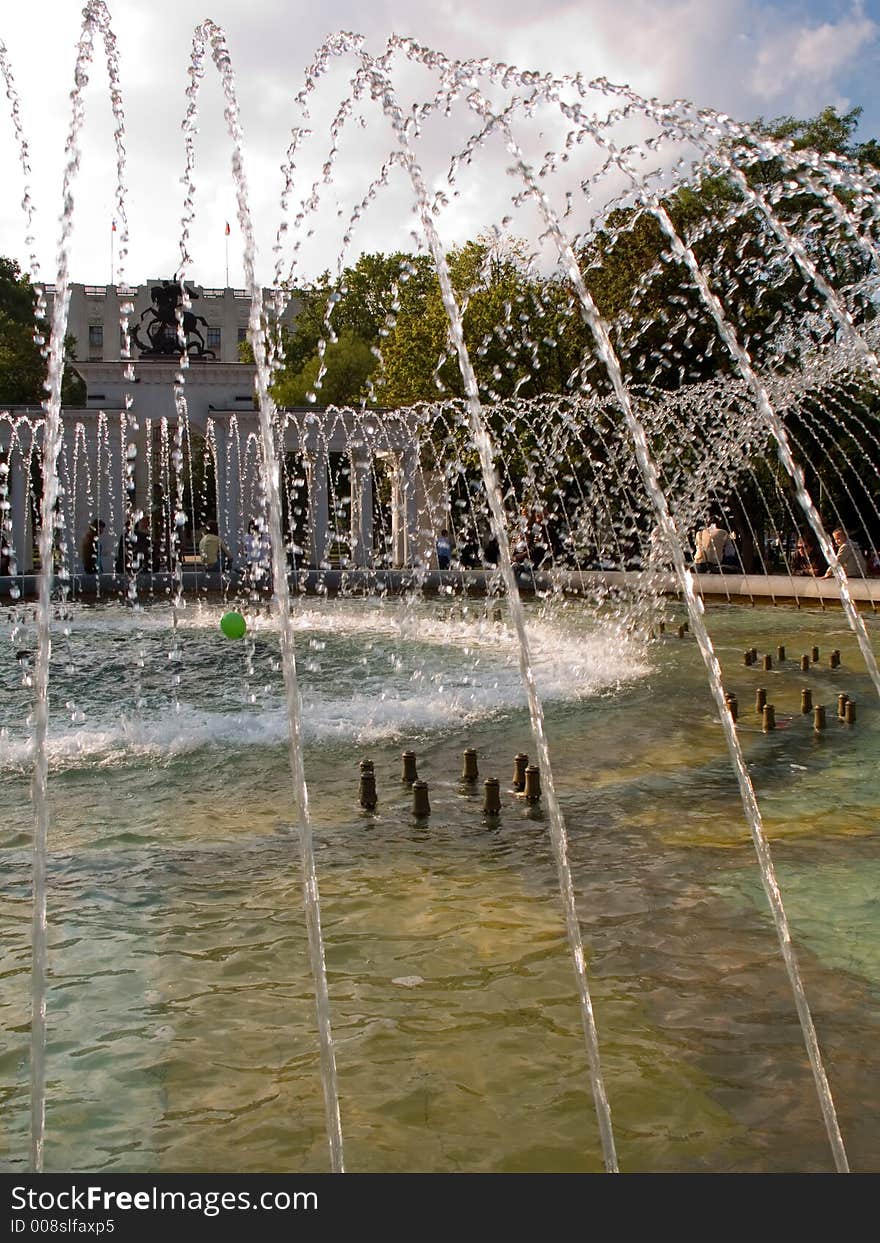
top-left (2, 281), bottom-right (453, 578)
top-left (0, 361), bottom-right (445, 577)
top-left (44, 280), bottom-right (302, 366)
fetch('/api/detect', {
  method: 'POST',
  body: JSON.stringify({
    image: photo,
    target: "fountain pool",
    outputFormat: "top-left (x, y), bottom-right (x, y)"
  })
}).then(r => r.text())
top-left (1, 597), bottom-right (878, 1172)
top-left (2, 0), bottom-right (880, 1173)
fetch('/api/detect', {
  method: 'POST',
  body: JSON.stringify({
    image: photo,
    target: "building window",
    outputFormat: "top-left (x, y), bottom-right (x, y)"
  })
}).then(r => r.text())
top-left (237, 327), bottom-right (248, 344)
top-left (88, 324), bottom-right (103, 351)
top-left (207, 327), bottom-right (222, 350)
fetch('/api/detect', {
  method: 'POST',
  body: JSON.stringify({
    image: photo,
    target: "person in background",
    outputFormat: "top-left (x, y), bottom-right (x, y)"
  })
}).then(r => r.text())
top-left (436, 528), bottom-right (452, 570)
top-left (791, 533), bottom-right (824, 576)
top-left (457, 524), bottom-right (481, 569)
top-left (721, 531), bottom-right (739, 572)
top-left (80, 518), bottom-right (106, 572)
top-left (199, 520), bottom-right (234, 572)
top-left (824, 527), bottom-right (866, 578)
top-left (134, 516), bottom-right (152, 571)
top-left (115, 515), bottom-right (151, 574)
top-left (693, 518), bottom-right (730, 573)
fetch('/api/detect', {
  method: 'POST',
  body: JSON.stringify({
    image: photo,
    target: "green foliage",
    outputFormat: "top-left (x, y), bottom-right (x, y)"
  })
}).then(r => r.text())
top-left (262, 106), bottom-right (877, 417)
top-left (266, 252), bottom-right (435, 406)
top-left (856, 138), bottom-right (880, 170)
top-left (0, 256), bottom-right (36, 321)
top-left (273, 329), bottom-right (376, 407)
top-left (754, 105), bottom-right (866, 158)
top-left (256, 104), bottom-right (877, 544)
top-left (266, 241), bottom-right (589, 413)
top-left (378, 237), bottom-right (589, 406)
top-left (575, 105), bottom-right (880, 392)
top-left (0, 310), bottom-right (47, 404)
top-left (0, 256), bottom-right (85, 406)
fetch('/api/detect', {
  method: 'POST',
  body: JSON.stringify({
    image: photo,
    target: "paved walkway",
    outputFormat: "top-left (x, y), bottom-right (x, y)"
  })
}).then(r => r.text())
top-left (1, 568), bottom-right (878, 607)
top-left (556, 570), bottom-right (880, 607)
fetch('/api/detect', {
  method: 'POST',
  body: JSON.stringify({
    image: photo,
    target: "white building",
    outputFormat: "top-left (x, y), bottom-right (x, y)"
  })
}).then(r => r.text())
top-left (2, 281), bottom-right (451, 578)
top-left (1, 360), bottom-right (445, 576)
top-left (44, 280), bottom-right (301, 365)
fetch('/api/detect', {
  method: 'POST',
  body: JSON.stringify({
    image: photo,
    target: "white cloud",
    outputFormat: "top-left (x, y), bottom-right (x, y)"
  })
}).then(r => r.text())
top-left (0, 0), bottom-right (876, 286)
top-left (752, 3), bottom-right (877, 101)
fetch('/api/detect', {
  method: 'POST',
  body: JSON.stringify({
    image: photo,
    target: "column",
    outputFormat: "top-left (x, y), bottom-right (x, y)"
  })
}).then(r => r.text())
top-left (350, 451), bottom-right (373, 568)
top-left (213, 420), bottom-right (243, 559)
top-left (240, 418), bottom-right (262, 533)
top-left (132, 414), bottom-right (151, 521)
top-left (390, 456), bottom-right (405, 568)
top-left (307, 443), bottom-right (329, 568)
top-left (101, 416), bottom-right (123, 565)
top-left (83, 419), bottom-right (117, 573)
top-left (417, 466), bottom-right (450, 568)
top-left (70, 422), bottom-right (92, 569)
top-left (8, 442), bottom-right (32, 573)
top-left (58, 425), bottom-right (78, 573)
top-left (402, 441), bottom-right (421, 567)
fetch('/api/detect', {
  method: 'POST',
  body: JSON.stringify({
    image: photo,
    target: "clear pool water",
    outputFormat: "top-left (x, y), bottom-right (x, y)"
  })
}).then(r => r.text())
top-left (1, 596), bottom-right (878, 1171)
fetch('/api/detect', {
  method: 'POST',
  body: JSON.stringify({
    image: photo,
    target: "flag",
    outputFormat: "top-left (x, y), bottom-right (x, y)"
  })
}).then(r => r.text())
top-left (111, 219), bottom-right (117, 232)
top-left (225, 221), bottom-right (231, 236)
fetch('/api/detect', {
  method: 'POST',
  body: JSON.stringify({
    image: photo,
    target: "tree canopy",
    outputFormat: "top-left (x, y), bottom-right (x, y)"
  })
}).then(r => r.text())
top-left (251, 104), bottom-right (879, 559)
top-left (0, 257), bottom-right (84, 407)
top-left (258, 106), bottom-right (877, 412)
top-left (4, 105), bottom-right (875, 552)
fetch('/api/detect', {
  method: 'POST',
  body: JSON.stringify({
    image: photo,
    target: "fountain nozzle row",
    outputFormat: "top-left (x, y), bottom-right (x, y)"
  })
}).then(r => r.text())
top-left (742, 645), bottom-right (841, 669)
top-left (358, 749), bottom-right (543, 817)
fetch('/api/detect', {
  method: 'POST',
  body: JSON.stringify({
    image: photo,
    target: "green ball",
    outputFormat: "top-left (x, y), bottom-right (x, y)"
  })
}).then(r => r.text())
top-left (220, 610), bottom-right (247, 640)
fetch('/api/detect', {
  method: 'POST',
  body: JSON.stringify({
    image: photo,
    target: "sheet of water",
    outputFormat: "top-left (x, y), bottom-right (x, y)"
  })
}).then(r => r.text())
top-left (1, 600), bottom-right (877, 1171)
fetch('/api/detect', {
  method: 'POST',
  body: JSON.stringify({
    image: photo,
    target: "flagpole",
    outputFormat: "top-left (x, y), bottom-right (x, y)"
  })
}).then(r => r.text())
top-left (225, 228), bottom-right (229, 288)
top-left (110, 221), bottom-right (115, 286)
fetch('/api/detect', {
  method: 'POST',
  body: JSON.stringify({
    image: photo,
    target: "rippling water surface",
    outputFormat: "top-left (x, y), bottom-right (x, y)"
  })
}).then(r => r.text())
top-left (1, 596), bottom-right (878, 1171)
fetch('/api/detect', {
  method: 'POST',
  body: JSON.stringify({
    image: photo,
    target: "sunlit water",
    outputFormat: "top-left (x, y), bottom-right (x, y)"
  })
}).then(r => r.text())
top-left (1, 596), bottom-right (878, 1172)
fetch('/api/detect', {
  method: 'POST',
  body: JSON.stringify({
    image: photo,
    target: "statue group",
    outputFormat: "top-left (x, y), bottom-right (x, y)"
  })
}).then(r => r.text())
top-left (130, 280), bottom-right (216, 358)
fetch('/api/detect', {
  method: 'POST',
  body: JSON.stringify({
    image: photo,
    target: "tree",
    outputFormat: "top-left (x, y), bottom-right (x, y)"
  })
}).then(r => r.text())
top-left (0, 257), bottom-right (85, 406)
top-left (265, 252), bottom-right (435, 407)
top-left (272, 329), bottom-right (376, 407)
top-left (377, 237), bottom-right (590, 406)
top-left (574, 106), bottom-right (880, 393)
top-left (753, 105), bottom-right (873, 162)
top-left (249, 106), bottom-right (879, 555)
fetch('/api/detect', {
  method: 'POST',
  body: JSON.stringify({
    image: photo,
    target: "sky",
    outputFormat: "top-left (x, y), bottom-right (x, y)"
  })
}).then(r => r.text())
top-left (0, 0), bottom-right (877, 289)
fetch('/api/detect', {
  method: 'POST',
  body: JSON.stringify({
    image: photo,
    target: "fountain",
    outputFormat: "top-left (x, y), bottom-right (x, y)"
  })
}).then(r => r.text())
top-left (1, 3), bottom-right (879, 1173)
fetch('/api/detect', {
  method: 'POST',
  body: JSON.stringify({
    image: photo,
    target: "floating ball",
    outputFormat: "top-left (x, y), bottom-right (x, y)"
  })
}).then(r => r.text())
top-left (220, 610), bottom-right (247, 640)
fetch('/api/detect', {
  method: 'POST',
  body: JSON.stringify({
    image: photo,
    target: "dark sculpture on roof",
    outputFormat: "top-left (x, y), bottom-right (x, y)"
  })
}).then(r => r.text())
top-left (130, 280), bottom-right (216, 359)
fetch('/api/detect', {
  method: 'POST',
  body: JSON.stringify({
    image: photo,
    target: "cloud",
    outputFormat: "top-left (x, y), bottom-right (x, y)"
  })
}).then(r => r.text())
top-left (0, 0), bottom-right (877, 285)
top-left (751, 3), bottom-right (878, 103)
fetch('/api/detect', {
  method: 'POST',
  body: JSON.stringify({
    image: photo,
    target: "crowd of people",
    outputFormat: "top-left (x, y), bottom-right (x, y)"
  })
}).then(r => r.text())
top-left (430, 506), bottom-right (873, 581)
top-left (434, 506), bottom-right (552, 574)
top-left (12, 510), bottom-right (878, 582)
top-left (71, 513), bottom-right (277, 582)
top-left (428, 513), bottom-right (880, 578)
top-left (776, 523), bottom-right (878, 576)
top-left (689, 517), bottom-right (879, 577)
